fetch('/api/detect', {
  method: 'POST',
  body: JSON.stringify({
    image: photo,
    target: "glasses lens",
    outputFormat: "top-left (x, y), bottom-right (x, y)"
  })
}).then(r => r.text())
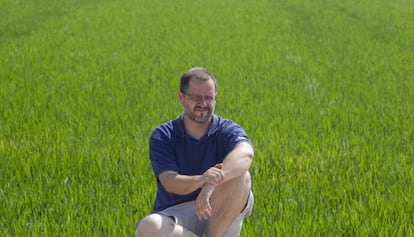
top-left (183, 91), bottom-right (215, 103)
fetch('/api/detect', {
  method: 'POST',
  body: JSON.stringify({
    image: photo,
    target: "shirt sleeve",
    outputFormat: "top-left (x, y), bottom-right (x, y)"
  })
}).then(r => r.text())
top-left (149, 127), bottom-right (178, 178)
top-left (222, 120), bottom-right (251, 153)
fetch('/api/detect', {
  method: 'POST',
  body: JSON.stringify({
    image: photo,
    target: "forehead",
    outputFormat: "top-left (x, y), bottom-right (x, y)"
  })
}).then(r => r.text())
top-left (187, 78), bottom-right (216, 93)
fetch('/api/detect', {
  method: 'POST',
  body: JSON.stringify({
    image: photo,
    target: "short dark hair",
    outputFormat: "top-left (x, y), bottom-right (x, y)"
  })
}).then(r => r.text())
top-left (180, 67), bottom-right (217, 93)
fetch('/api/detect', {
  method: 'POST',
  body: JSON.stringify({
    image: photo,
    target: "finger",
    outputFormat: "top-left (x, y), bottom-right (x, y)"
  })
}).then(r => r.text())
top-left (206, 176), bottom-right (220, 185)
top-left (196, 206), bottom-right (210, 220)
top-left (195, 201), bottom-right (206, 218)
top-left (201, 206), bottom-right (212, 220)
top-left (211, 170), bottom-right (224, 183)
top-left (216, 169), bottom-right (224, 180)
top-left (196, 201), bottom-right (212, 220)
top-left (195, 204), bottom-right (203, 220)
top-left (203, 208), bottom-right (212, 220)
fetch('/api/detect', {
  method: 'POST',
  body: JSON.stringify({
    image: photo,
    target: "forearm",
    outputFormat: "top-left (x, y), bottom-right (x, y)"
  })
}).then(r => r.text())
top-left (158, 142), bottom-right (253, 195)
top-left (221, 142), bottom-right (254, 182)
top-left (195, 142), bottom-right (253, 220)
top-left (159, 171), bottom-right (204, 195)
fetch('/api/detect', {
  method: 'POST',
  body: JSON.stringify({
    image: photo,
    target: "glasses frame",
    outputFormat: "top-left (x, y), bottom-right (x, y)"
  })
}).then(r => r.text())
top-left (181, 90), bottom-right (216, 104)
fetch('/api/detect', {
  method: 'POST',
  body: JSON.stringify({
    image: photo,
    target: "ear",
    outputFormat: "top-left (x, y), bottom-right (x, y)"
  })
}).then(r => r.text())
top-left (178, 91), bottom-right (184, 103)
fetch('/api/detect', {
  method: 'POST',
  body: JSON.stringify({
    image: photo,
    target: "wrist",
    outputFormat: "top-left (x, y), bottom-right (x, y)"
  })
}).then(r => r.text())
top-left (202, 183), bottom-right (215, 195)
top-left (197, 175), bottom-right (207, 188)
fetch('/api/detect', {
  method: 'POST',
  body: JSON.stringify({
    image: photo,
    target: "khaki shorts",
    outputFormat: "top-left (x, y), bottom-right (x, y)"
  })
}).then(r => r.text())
top-left (136, 191), bottom-right (254, 237)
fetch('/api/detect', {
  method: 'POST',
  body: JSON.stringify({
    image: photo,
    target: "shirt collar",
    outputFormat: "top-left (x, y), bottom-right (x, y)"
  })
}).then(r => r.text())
top-left (174, 114), bottom-right (219, 138)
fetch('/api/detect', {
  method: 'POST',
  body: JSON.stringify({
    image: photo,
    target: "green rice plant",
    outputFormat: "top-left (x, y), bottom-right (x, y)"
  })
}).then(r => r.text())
top-left (1, 0), bottom-right (413, 236)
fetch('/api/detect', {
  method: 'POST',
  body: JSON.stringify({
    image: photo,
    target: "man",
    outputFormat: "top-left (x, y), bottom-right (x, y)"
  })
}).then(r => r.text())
top-left (135, 67), bottom-right (254, 237)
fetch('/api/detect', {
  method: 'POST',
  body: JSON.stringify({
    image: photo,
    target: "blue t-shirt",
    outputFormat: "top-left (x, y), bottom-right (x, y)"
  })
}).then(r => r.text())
top-left (149, 114), bottom-right (251, 211)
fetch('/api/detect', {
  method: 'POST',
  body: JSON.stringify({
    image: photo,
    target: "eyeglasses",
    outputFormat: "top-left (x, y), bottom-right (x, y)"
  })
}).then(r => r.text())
top-left (181, 90), bottom-right (216, 103)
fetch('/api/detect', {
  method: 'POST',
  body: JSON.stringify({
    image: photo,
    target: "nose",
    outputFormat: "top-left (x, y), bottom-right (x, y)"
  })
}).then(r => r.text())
top-left (197, 99), bottom-right (209, 107)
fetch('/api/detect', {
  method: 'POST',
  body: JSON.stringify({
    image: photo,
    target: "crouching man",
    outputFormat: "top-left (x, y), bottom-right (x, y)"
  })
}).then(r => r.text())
top-left (135, 67), bottom-right (254, 237)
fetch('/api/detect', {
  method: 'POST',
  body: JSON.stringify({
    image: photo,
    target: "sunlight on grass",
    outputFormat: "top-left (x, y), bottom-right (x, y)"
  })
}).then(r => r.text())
top-left (1, 0), bottom-right (413, 236)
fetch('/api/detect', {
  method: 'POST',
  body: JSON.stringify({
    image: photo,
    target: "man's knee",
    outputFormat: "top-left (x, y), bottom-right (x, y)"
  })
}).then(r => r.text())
top-left (210, 171), bottom-right (251, 212)
top-left (136, 214), bottom-right (173, 237)
top-left (218, 171), bottom-right (251, 192)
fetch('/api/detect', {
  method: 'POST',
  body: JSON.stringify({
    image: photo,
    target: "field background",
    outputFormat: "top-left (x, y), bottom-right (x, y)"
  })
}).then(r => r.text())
top-left (1, 0), bottom-right (413, 236)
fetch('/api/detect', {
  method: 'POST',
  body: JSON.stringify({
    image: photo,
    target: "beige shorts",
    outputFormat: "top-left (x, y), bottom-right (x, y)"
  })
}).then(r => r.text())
top-left (136, 191), bottom-right (254, 237)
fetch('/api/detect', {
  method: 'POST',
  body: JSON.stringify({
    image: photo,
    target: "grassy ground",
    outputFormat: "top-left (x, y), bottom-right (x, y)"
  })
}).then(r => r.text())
top-left (1, 0), bottom-right (413, 236)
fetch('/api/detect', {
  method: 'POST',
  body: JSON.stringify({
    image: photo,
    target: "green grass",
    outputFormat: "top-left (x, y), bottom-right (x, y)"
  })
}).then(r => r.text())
top-left (1, 0), bottom-right (413, 236)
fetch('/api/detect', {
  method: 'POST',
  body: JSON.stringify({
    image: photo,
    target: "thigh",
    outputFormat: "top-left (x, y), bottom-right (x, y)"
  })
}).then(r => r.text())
top-left (135, 213), bottom-right (175, 237)
top-left (159, 201), bottom-right (207, 236)
top-left (222, 191), bottom-right (254, 237)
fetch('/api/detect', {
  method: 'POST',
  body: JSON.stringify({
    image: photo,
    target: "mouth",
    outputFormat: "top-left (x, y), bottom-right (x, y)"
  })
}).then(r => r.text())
top-left (195, 106), bottom-right (209, 112)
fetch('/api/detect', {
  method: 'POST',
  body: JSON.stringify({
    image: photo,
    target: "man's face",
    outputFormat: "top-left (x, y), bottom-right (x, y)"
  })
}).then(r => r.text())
top-left (179, 78), bottom-right (216, 124)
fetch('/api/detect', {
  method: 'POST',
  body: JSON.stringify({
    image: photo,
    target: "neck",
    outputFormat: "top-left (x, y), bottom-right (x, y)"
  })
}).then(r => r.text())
top-left (183, 116), bottom-right (211, 140)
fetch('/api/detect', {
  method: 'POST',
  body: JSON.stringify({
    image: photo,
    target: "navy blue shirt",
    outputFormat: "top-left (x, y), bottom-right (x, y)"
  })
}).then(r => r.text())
top-left (149, 114), bottom-right (251, 211)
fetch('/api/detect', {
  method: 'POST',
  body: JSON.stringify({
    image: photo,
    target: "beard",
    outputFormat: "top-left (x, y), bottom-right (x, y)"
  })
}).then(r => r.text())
top-left (185, 106), bottom-right (213, 124)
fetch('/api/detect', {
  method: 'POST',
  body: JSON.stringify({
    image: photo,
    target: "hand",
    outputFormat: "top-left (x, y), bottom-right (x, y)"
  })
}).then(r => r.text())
top-left (201, 163), bottom-right (224, 186)
top-left (195, 184), bottom-right (215, 220)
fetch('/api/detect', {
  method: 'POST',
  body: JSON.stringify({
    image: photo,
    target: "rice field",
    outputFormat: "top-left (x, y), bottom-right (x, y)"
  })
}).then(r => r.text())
top-left (1, 0), bottom-right (413, 236)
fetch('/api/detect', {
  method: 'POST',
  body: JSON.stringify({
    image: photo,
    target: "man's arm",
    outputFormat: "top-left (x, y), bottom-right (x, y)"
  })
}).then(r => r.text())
top-left (220, 141), bottom-right (254, 182)
top-left (158, 172), bottom-right (203, 195)
top-left (158, 141), bottom-right (253, 205)
top-left (195, 141), bottom-right (254, 220)
top-left (158, 164), bottom-right (224, 195)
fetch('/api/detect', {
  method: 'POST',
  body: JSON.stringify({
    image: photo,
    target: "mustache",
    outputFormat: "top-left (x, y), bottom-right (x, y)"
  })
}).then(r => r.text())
top-left (195, 106), bottom-right (210, 110)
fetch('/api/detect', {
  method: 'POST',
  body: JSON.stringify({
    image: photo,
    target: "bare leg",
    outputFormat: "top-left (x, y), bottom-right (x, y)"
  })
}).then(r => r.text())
top-left (205, 171), bottom-right (251, 237)
top-left (136, 213), bottom-right (199, 237)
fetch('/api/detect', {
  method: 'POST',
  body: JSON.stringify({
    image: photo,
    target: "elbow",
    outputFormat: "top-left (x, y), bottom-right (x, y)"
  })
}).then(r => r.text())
top-left (248, 149), bottom-right (254, 160)
top-left (159, 176), bottom-right (196, 195)
top-left (245, 145), bottom-right (254, 168)
top-left (162, 183), bottom-right (177, 194)
top-left (238, 141), bottom-right (254, 158)
top-left (168, 188), bottom-right (195, 196)
top-left (162, 182), bottom-right (188, 195)
top-left (245, 143), bottom-right (254, 160)
top-left (159, 172), bottom-right (180, 194)
top-left (246, 152), bottom-right (254, 169)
